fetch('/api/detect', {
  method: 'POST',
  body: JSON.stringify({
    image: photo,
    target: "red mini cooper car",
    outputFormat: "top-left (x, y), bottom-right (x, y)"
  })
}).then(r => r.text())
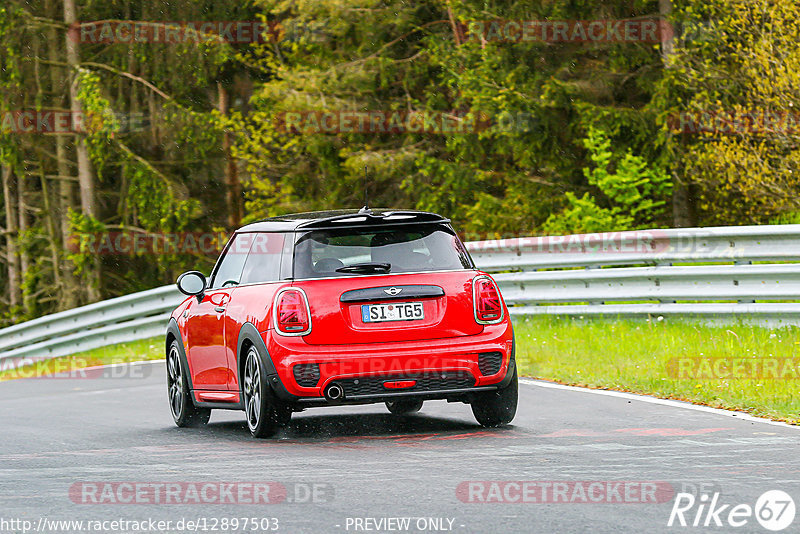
top-left (166, 209), bottom-right (517, 437)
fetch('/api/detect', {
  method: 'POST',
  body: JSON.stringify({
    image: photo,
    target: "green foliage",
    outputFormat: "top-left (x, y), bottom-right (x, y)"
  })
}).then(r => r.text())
top-left (65, 209), bottom-right (105, 276)
top-left (75, 69), bottom-right (204, 232)
top-left (234, 0), bottom-right (670, 237)
top-left (654, 0), bottom-right (800, 224)
top-left (122, 161), bottom-right (202, 231)
top-left (542, 192), bottom-right (627, 235)
top-left (0, 5), bottom-right (24, 91)
top-left (75, 69), bottom-right (119, 178)
top-left (543, 127), bottom-right (671, 234)
top-left (770, 211), bottom-right (800, 225)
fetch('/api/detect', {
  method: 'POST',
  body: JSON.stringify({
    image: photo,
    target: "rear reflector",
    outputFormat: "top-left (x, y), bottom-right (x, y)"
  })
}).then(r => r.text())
top-left (275, 288), bottom-right (312, 335)
top-left (384, 380), bottom-right (417, 389)
top-left (473, 276), bottom-right (503, 324)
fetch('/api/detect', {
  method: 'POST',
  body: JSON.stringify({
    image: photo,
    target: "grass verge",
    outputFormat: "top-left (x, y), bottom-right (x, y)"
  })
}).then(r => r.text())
top-left (0, 337), bottom-right (163, 381)
top-left (513, 316), bottom-right (800, 424)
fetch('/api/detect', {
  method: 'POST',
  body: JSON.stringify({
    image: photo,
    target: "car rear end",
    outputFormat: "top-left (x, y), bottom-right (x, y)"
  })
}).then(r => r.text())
top-left (265, 211), bottom-right (515, 405)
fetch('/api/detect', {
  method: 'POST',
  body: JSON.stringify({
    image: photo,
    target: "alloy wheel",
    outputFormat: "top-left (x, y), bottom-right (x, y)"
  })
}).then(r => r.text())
top-left (243, 348), bottom-right (261, 432)
top-left (167, 345), bottom-right (183, 419)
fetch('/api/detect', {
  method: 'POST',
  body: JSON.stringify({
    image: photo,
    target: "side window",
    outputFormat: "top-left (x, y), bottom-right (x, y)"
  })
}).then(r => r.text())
top-left (210, 233), bottom-right (252, 289)
top-left (240, 233), bottom-right (285, 285)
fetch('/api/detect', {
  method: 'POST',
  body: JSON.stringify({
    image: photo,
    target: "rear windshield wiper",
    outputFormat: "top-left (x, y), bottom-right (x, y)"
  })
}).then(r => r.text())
top-left (335, 262), bottom-right (391, 274)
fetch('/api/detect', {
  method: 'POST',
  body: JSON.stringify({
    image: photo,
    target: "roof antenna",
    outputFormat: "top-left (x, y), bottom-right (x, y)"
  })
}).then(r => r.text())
top-left (359, 165), bottom-right (371, 213)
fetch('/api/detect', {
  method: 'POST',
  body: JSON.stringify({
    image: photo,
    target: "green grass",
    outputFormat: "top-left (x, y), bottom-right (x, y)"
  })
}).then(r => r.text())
top-left (513, 316), bottom-right (800, 424)
top-left (0, 337), bottom-right (163, 381)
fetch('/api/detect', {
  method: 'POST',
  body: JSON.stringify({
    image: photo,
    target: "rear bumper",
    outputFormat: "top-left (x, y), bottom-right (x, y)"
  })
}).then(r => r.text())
top-left (293, 385), bottom-right (504, 408)
top-left (264, 321), bottom-right (514, 403)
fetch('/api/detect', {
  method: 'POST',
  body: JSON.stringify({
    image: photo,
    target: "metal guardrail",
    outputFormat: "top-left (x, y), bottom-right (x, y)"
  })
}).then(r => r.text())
top-left (467, 224), bottom-right (800, 270)
top-left (0, 286), bottom-right (183, 369)
top-left (2, 224), bottom-right (799, 368)
top-left (466, 225), bottom-right (800, 324)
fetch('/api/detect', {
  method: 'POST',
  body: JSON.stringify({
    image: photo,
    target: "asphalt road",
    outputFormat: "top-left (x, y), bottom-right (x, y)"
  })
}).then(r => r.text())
top-left (1, 361), bottom-right (800, 533)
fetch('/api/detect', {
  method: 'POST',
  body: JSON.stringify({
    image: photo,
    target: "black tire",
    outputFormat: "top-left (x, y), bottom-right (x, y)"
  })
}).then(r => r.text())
top-left (167, 341), bottom-right (211, 427)
top-left (471, 367), bottom-right (518, 427)
top-left (242, 346), bottom-right (283, 438)
top-left (385, 399), bottom-right (423, 415)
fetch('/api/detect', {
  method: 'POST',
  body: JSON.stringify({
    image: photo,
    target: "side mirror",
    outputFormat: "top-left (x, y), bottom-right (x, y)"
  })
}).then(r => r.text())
top-left (177, 271), bottom-right (207, 300)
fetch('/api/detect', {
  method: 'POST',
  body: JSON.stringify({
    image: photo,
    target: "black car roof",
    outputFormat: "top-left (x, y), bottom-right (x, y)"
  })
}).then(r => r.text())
top-left (236, 209), bottom-right (450, 233)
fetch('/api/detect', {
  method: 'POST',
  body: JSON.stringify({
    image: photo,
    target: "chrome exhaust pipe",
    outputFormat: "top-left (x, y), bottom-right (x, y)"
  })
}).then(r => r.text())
top-left (325, 383), bottom-right (344, 401)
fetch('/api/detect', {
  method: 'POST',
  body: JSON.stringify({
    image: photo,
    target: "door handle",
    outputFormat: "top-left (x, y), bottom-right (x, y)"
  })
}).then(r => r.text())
top-left (214, 306), bottom-right (225, 313)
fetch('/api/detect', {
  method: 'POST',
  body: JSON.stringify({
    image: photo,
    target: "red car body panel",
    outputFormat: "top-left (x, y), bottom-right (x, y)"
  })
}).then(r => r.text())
top-left (183, 289), bottom-right (234, 390)
top-left (297, 271), bottom-right (483, 345)
top-left (265, 317), bottom-right (512, 398)
top-left (172, 269), bottom-right (511, 403)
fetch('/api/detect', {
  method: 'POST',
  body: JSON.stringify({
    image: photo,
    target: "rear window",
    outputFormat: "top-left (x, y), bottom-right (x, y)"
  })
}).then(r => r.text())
top-left (292, 224), bottom-right (472, 279)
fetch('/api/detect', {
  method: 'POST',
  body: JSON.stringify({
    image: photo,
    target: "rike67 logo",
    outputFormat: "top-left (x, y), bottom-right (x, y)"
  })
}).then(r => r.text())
top-left (668, 490), bottom-right (795, 531)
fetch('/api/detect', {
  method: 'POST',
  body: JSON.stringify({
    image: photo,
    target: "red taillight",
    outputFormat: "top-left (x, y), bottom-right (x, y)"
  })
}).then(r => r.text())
top-left (275, 289), bottom-right (311, 335)
top-left (474, 276), bottom-right (503, 324)
top-left (384, 380), bottom-right (417, 389)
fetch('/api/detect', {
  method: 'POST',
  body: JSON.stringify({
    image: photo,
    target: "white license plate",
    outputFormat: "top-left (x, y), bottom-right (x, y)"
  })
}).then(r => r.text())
top-left (361, 302), bottom-right (424, 323)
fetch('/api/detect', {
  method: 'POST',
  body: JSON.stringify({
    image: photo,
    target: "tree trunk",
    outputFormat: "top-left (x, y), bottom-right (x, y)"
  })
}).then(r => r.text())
top-left (2, 165), bottom-right (21, 311)
top-left (17, 169), bottom-right (33, 315)
top-left (64, 0), bottom-right (95, 219)
top-left (672, 175), bottom-right (696, 228)
top-left (659, 0), bottom-right (696, 227)
top-left (446, 2), bottom-right (463, 45)
top-left (47, 0), bottom-right (79, 309)
top-left (64, 0), bottom-right (101, 301)
top-left (38, 163), bottom-right (65, 309)
top-left (659, 0), bottom-right (675, 66)
top-left (218, 82), bottom-right (242, 228)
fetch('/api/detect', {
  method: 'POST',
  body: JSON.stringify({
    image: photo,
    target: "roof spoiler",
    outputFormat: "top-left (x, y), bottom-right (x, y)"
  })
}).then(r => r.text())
top-left (297, 210), bottom-right (449, 230)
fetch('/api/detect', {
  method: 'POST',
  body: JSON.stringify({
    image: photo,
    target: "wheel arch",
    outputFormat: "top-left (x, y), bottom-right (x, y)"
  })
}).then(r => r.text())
top-left (235, 323), bottom-right (296, 401)
top-left (496, 327), bottom-right (516, 389)
top-left (165, 319), bottom-right (194, 391)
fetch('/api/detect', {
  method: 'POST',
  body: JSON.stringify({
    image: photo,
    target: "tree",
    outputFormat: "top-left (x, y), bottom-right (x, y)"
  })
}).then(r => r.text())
top-left (543, 127), bottom-right (671, 234)
top-left (654, 0), bottom-right (800, 225)
top-left (235, 0), bottom-right (673, 237)
top-left (2, 0), bottom-right (799, 324)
